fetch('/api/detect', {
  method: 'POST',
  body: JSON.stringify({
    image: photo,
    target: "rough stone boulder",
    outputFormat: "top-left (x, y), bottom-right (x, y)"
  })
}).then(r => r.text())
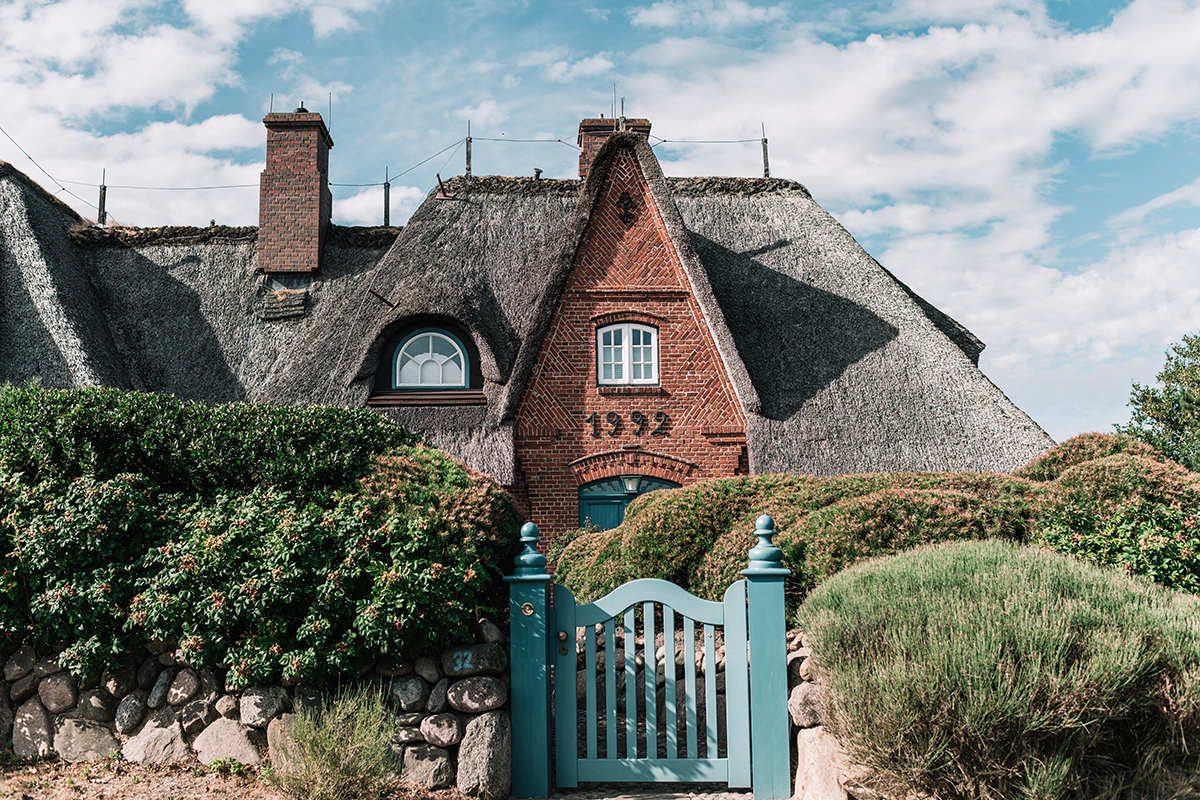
top-left (123, 709), bottom-right (189, 765)
top-left (441, 643), bottom-right (507, 678)
top-left (12, 697), bottom-right (53, 760)
top-left (193, 717), bottom-right (260, 766)
top-left (240, 685), bottom-right (290, 728)
top-left (54, 718), bottom-right (121, 763)
top-left (456, 710), bottom-right (511, 799)
top-left (447, 676), bottom-right (507, 713)
top-left (401, 743), bottom-right (455, 789)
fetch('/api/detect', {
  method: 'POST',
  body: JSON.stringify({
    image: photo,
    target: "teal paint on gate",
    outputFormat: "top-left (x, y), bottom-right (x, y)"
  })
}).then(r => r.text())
top-left (508, 516), bottom-right (791, 800)
top-left (552, 578), bottom-right (751, 788)
top-left (743, 515), bottom-right (793, 800)
top-left (505, 523), bottom-right (553, 798)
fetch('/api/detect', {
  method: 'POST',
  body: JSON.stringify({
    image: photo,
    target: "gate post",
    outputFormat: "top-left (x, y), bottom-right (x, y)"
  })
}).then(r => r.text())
top-left (505, 523), bottom-right (553, 797)
top-left (742, 515), bottom-right (792, 800)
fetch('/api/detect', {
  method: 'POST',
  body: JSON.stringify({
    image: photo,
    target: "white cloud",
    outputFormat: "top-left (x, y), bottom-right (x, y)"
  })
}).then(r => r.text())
top-left (455, 99), bottom-right (507, 126)
top-left (311, 5), bottom-right (356, 37)
top-left (630, 0), bottom-right (789, 29)
top-left (544, 54), bottom-right (614, 82)
top-left (1107, 175), bottom-right (1200, 234)
top-left (625, 0), bottom-right (1200, 438)
top-left (333, 184), bottom-right (424, 226)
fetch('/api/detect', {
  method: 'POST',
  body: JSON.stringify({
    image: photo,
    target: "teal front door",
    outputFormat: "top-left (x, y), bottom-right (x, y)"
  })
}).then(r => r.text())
top-left (577, 476), bottom-right (680, 529)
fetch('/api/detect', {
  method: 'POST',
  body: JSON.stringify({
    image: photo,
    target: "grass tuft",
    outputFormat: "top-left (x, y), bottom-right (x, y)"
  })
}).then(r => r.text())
top-left (275, 685), bottom-right (394, 800)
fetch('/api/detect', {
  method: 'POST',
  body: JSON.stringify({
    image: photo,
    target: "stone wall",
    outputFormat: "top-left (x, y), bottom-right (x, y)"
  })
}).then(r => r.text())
top-left (0, 619), bottom-right (511, 798)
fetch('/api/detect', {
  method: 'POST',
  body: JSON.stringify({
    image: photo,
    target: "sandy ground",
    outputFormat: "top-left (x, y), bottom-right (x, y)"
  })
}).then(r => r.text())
top-left (0, 760), bottom-right (472, 800)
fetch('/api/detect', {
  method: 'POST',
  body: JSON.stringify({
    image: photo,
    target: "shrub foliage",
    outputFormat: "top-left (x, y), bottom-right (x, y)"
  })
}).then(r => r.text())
top-left (556, 432), bottom-right (1200, 606)
top-left (0, 384), bottom-right (521, 685)
top-left (796, 540), bottom-right (1200, 800)
top-left (1116, 330), bottom-right (1200, 472)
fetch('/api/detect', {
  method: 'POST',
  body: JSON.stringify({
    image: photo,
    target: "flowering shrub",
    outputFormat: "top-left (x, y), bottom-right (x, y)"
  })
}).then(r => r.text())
top-left (0, 387), bottom-right (520, 684)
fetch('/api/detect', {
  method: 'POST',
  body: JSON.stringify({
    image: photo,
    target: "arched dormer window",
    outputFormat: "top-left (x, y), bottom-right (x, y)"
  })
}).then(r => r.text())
top-left (394, 329), bottom-right (468, 388)
top-left (369, 318), bottom-right (485, 407)
top-left (597, 323), bottom-right (658, 385)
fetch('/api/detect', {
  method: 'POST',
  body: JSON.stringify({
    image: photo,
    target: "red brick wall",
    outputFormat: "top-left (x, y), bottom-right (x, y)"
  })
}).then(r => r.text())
top-left (514, 145), bottom-right (748, 547)
top-left (258, 112), bottom-right (334, 273)
top-left (577, 119), bottom-right (652, 179)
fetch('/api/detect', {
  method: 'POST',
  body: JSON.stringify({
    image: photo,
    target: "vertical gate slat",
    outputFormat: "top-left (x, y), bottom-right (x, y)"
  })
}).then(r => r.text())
top-left (722, 580), bottom-right (750, 788)
top-left (624, 607), bottom-right (636, 758)
top-left (586, 624), bottom-right (597, 760)
top-left (554, 583), bottom-right (580, 789)
top-left (643, 601), bottom-right (657, 759)
top-left (605, 619), bottom-right (617, 759)
top-left (704, 622), bottom-right (717, 757)
top-left (664, 605), bottom-right (677, 758)
top-left (683, 617), bottom-right (697, 760)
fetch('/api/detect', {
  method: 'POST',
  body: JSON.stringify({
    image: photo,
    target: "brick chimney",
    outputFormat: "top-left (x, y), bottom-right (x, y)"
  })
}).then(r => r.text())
top-left (578, 117), bottom-right (651, 180)
top-left (258, 107), bottom-right (334, 273)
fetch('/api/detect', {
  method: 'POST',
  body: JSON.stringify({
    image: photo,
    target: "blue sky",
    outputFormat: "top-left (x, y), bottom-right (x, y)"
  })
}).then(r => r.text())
top-left (3, 0), bottom-right (1200, 445)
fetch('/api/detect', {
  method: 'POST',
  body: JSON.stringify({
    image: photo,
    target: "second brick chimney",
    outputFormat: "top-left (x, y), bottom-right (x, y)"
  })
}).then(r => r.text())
top-left (258, 107), bottom-right (334, 273)
top-left (578, 117), bottom-right (651, 180)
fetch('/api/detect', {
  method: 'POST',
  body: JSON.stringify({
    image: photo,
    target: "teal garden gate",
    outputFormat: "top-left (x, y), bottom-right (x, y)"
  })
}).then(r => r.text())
top-left (507, 516), bottom-right (792, 800)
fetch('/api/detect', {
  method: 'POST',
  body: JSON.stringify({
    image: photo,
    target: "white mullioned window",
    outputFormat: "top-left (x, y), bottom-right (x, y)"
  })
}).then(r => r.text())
top-left (597, 323), bottom-right (658, 385)
top-left (394, 329), bottom-right (468, 388)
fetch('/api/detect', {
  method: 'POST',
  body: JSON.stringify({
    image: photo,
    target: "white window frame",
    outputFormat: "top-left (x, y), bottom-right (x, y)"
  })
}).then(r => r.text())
top-left (597, 323), bottom-right (659, 385)
top-left (393, 329), bottom-right (469, 389)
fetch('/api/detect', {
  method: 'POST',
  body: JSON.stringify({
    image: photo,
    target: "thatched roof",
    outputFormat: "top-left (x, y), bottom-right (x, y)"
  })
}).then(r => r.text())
top-left (0, 138), bottom-right (1052, 480)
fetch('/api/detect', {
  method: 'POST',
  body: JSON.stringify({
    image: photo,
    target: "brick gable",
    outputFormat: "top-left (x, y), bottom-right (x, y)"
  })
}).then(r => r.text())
top-left (514, 146), bottom-right (748, 544)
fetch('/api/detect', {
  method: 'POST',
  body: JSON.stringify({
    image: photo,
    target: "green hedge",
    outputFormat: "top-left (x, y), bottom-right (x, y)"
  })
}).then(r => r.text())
top-left (0, 383), bottom-right (417, 496)
top-left (555, 433), bottom-right (1200, 606)
top-left (797, 540), bottom-right (1200, 799)
top-left (0, 385), bottom-right (521, 686)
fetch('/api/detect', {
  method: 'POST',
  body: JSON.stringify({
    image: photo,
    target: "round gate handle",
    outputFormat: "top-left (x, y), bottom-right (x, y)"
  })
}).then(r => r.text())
top-left (521, 602), bottom-right (535, 616)
top-left (557, 631), bottom-right (568, 641)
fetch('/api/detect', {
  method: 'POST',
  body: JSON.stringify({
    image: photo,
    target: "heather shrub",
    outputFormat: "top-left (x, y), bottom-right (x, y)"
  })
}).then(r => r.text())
top-left (1015, 431), bottom-right (1168, 482)
top-left (556, 471), bottom-right (1040, 607)
top-left (797, 539), bottom-right (1200, 800)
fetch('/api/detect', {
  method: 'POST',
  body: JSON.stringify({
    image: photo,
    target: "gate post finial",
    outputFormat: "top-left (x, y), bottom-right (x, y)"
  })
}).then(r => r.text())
top-left (513, 522), bottom-right (548, 578)
top-left (742, 514), bottom-right (792, 799)
top-left (505, 522), bottom-right (553, 797)
top-left (745, 515), bottom-right (785, 573)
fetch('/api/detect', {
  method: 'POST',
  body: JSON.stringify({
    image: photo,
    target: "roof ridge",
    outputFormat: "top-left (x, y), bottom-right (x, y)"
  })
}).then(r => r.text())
top-left (0, 160), bottom-right (85, 224)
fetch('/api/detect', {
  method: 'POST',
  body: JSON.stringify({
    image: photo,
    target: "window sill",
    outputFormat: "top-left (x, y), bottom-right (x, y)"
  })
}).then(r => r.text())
top-left (597, 386), bottom-right (665, 396)
top-left (368, 390), bottom-right (486, 407)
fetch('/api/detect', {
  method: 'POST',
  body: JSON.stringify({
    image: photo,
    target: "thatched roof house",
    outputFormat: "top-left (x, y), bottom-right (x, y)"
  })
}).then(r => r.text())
top-left (0, 112), bottom-right (1052, 539)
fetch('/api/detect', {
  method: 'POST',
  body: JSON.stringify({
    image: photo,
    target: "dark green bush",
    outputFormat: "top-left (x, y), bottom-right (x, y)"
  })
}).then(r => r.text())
top-left (0, 383), bottom-right (417, 497)
top-left (797, 540), bottom-right (1200, 800)
top-left (0, 386), bottom-right (520, 685)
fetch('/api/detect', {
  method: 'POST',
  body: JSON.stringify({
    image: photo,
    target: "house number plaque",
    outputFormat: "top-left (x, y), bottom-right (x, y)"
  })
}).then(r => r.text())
top-left (583, 410), bottom-right (668, 438)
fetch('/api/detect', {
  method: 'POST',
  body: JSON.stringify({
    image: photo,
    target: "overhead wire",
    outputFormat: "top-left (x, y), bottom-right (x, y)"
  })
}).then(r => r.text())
top-left (0, 123), bottom-right (107, 217)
